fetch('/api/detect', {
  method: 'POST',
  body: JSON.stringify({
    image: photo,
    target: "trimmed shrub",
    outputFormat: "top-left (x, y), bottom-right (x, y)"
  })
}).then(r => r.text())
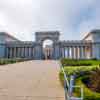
top-left (61, 58), bottom-right (100, 66)
top-left (76, 78), bottom-right (100, 100)
top-left (0, 58), bottom-right (31, 65)
top-left (59, 65), bottom-right (100, 100)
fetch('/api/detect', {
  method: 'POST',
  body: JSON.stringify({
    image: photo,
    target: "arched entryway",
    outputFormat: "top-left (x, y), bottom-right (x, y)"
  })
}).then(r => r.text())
top-left (42, 39), bottom-right (53, 60)
top-left (35, 31), bottom-right (60, 60)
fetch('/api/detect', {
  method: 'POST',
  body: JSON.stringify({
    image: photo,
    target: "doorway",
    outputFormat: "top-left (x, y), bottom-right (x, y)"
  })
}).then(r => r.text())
top-left (42, 39), bottom-right (53, 60)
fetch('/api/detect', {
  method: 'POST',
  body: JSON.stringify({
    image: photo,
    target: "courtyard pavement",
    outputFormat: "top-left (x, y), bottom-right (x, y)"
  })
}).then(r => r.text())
top-left (0, 60), bottom-right (65, 100)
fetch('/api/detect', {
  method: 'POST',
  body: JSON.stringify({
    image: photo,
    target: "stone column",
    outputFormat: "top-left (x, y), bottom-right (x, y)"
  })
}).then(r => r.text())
top-left (67, 47), bottom-right (70, 58)
top-left (86, 46), bottom-right (88, 59)
top-left (77, 47), bottom-right (80, 59)
top-left (62, 47), bottom-right (66, 58)
top-left (9, 48), bottom-right (11, 58)
top-left (28, 47), bottom-right (30, 58)
top-left (25, 47), bottom-right (27, 58)
top-left (0, 43), bottom-right (6, 58)
top-left (71, 47), bottom-right (74, 59)
top-left (14, 47), bottom-right (16, 58)
top-left (74, 47), bottom-right (77, 59)
top-left (34, 44), bottom-right (42, 60)
top-left (79, 46), bottom-right (82, 59)
top-left (21, 47), bottom-right (24, 58)
top-left (61, 48), bottom-right (63, 58)
top-left (26, 47), bottom-right (28, 58)
top-left (6, 47), bottom-right (8, 58)
top-left (28, 47), bottom-right (31, 58)
top-left (77, 47), bottom-right (79, 59)
top-left (53, 42), bottom-right (61, 59)
top-left (17, 47), bottom-right (19, 57)
top-left (23, 47), bottom-right (24, 58)
top-left (16, 47), bottom-right (18, 58)
top-left (27, 47), bottom-right (29, 58)
top-left (74, 47), bottom-right (76, 59)
top-left (90, 46), bottom-right (93, 58)
top-left (88, 46), bottom-right (92, 59)
top-left (92, 43), bottom-right (97, 59)
top-left (7, 48), bottom-right (10, 58)
top-left (30, 47), bottom-right (32, 58)
top-left (10, 48), bottom-right (12, 58)
top-left (12, 48), bottom-right (14, 58)
top-left (19, 47), bottom-right (21, 58)
top-left (31, 48), bottom-right (33, 58)
top-left (23, 47), bottom-right (25, 58)
top-left (82, 46), bottom-right (84, 59)
top-left (64, 47), bottom-right (66, 58)
top-left (80, 46), bottom-right (85, 59)
top-left (20, 47), bottom-right (22, 58)
top-left (18, 47), bottom-right (21, 58)
top-left (21, 47), bottom-right (23, 58)
top-left (61, 47), bottom-right (63, 58)
top-left (83, 46), bottom-right (86, 59)
top-left (86, 46), bottom-right (92, 59)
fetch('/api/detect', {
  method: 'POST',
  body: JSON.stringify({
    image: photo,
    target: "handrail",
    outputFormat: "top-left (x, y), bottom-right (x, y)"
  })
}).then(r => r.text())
top-left (62, 67), bottom-right (70, 87)
top-left (60, 63), bottom-right (83, 100)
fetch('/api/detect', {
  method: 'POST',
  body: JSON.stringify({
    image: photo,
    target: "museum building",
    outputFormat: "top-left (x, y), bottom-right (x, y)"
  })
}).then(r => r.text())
top-left (0, 29), bottom-right (100, 59)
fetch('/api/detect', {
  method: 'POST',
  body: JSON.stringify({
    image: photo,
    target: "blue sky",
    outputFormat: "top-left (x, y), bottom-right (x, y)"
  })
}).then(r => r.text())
top-left (0, 0), bottom-right (100, 41)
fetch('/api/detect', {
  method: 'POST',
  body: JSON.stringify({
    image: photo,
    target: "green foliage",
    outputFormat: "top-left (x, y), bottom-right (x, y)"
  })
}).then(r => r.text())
top-left (59, 71), bottom-right (65, 86)
top-left (0, 58), bottom-right (30, 65)
top-left (61, 58), bottom-right (100, 66)
top-left (88, 68), bottom-right (100, 92)
top-left (62, 66), bottom-right (100, 76)
top-left (59, 65), bottom-right (100, 100)
top-left (76, 78), bottom-right (100, 100)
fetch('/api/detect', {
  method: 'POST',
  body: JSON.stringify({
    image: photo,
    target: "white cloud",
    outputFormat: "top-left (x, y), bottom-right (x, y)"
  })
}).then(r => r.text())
top-left (0, 0), bottom-right (99, 41)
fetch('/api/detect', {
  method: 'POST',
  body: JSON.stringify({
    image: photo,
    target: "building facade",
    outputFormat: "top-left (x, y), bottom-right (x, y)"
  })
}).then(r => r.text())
top-left (0, 30), bottom-right (100, 60)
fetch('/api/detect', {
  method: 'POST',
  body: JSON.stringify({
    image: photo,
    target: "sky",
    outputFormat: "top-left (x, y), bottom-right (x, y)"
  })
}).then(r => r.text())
top-left (0, 0), bottom-right (100, 41)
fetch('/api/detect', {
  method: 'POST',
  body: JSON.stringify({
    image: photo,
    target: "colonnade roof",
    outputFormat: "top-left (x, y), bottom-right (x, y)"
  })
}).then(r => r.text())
top-left (0, 32), bottom-right (20, 41)
top-left (61, 40), bottom-right (92, 43)
top-left (5, 41), bottom-right (41, 47)
top-left (60, 40), bottom-right (92, 47)
top-left (83, 29), bottom-right (100, 40)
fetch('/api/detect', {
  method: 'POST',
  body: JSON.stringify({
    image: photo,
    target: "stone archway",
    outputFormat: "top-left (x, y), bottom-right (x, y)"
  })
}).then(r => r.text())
top-left (35, 31), bottom-right (60, 59)
top-left (42, 39), bottom-right (53, 60)
top-left (35, 31), bottom-right (60, 43)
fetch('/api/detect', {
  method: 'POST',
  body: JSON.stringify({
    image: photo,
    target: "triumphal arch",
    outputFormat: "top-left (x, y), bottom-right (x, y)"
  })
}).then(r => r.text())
top-left (0, 29), bottom-right (100, 59)
top-left (35, 31), bottom-right (60, 59)
top-left (35, 31), bottom-right (60, 43)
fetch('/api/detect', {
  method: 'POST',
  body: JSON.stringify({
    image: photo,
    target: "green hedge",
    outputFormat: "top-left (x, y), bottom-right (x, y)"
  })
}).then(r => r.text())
top-left (76, 78), bottom-right (100, 100)
top-left (59, 65), bottom-right (100, 100)
top-left (0, 58), bottom-right (31, 65)
top-left (60, 66), bottom-right (100, 76)
top-left (61, 58), bottom-right (100, 66)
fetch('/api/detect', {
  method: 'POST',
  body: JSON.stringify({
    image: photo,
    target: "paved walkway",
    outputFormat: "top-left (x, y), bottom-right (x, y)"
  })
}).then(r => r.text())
top-left (0, 60), bottom-right (64, 100)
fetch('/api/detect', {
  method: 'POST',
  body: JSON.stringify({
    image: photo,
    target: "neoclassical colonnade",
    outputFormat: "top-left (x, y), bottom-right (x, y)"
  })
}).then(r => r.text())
top-left (1, 31), bottom-right (100, 59)
top-left (6, 47), bottom-right (35, 58)
top-left (60, 41), bottom-right (92, 59)
top-left (5, 42), bottom-right (42, 59)
top-left (4, 40), bottom-right (93, 60)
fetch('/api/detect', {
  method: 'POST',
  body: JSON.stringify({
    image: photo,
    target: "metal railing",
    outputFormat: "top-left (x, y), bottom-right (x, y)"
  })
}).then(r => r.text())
top-left (61, 65), bottom-right (83, 100)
